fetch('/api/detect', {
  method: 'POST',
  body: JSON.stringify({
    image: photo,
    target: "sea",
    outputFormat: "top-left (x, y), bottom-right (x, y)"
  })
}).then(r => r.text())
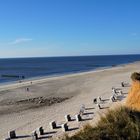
top-left (0, 54), bottom-right (140, 84)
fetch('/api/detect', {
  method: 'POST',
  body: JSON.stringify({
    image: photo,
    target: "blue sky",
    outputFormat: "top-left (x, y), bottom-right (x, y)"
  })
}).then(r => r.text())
top-left (0, 0), bottom-right (140, 58)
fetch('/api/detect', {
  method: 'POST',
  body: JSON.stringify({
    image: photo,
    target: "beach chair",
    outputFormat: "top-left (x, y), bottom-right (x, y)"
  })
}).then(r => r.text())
top-left (98, 96), bottom-right (102, 101)
top-left (65, 114), bottom-right (71, 122)
top-left (31, 130), bottom-right (38, 140)
top-left (97, 96), bottom-right (103, 104)
top-left (8, 130), bottom-right (16, 139)
top-left (75, 114), bottom-right (82, 122)
top-left (50, 121), bottom-right (57, 129)
top-left (79, 104), bottom-right (85, 115)
top-left (113, 93), bottom-right (118, 99)
top-left (112, 88), bottom-right (120, 97)
top-left (61, 123), bottom-right (69, 132)
top-left (119, 90), bottom-right (123, 95)
top-left (37, 126), bottom-right (44, 135)
top-left (113, 89), bottom-right (123, 100)
top-left (112, 87), bottom-right (117, 94)
top-left (110, 95), bottom-right (115, 102)
top-left (121, 82), bottom-right (130, 87)
top-left (93, 98), bottom-right (97, 104)
top-left (96, 104), bottom-right (101, 109)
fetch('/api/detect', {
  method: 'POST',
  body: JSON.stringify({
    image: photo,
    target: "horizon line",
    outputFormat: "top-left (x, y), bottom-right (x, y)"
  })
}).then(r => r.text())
top-left (0, 53), bottom-right (140, 59)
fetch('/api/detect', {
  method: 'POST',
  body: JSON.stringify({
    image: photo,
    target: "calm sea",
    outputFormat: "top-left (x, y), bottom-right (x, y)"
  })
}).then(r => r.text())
top-left (0, 54), bottom-right (140, 84)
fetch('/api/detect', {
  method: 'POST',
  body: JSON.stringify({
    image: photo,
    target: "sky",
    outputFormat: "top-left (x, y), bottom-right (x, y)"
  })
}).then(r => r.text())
top-left (0, 0), bottom-right (140, 58)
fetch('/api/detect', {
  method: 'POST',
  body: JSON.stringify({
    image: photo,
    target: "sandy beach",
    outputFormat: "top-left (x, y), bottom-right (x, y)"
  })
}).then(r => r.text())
top-left (0, 61), bottom-right (140, 139)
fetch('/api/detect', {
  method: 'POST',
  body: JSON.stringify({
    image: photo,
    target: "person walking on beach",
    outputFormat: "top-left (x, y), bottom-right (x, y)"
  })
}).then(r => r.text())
top-left (26, 87), bottom-right (29, 92)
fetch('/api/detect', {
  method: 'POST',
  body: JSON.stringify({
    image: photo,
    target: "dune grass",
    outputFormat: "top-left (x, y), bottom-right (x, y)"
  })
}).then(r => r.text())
top-left (126, 72), bottom-right (140, 111)
top-left (61, 107), bottom-right (140, 140)
top-left (131, 72), bottom-right (140, 81)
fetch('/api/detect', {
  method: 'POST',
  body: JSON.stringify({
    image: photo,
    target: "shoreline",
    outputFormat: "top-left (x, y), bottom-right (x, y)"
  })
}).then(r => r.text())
top-left (1, 66), bottom-right (112, 87)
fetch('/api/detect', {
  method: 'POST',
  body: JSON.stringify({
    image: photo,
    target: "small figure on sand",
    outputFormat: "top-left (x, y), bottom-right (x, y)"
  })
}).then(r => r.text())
top-left (26, 87), bottom-right (29, 92)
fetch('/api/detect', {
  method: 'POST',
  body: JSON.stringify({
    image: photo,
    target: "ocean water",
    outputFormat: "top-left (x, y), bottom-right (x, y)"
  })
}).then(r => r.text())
top-left (0, 54), bottom-right (140, 84)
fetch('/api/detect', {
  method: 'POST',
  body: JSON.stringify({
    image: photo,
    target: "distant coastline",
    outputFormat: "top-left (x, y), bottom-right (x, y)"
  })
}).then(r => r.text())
top-left (0, 54), bottom-right (140, 84)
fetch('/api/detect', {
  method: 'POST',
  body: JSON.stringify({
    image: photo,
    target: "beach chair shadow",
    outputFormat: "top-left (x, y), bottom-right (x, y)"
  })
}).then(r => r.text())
top-left (117, 95), bottom-right (125, 101)
top-left (68, 127), bottom-right (79, 131)
top-left (100, 106), bottom-right (109, 109)
top-left (85, 107), bottom-right (95, 110)
top-left (101, 98), bottom-right (110, 102)
top-left (83, 112), bottom-right (94, 115)
top-left (38, 135), bottom-right (52, 139)
top-left (14, 135), bottom-right (31, 139)
top-left (82, 117), bottom-right (93, 121)
top-left (122, 92), bottom-right (128, 95)
top-left (43, 131), bottom-right (57, 135)
top-left (115, 88), bottom-right (122, 90)
top-left (38, 131), bottom-right (57, 139)
top-left (55, 125), bottom-right (61, 129)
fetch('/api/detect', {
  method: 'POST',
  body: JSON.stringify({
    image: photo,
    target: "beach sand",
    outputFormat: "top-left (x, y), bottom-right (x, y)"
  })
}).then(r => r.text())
top-left (0, 62), bottom-right (140, 139)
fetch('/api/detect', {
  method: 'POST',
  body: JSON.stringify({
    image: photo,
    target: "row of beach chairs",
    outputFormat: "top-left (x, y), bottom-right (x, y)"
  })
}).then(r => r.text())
top-left (93, 82), bottom-right (129, 109)
top-left (5, 82), bottom-right (129, 140)
top-left (5, 113), bottom-right (85, 140)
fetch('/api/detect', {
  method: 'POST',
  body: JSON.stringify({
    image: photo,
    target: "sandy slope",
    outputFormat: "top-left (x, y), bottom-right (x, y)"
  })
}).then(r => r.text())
top-left (0, 62), bottom-right (140, 139)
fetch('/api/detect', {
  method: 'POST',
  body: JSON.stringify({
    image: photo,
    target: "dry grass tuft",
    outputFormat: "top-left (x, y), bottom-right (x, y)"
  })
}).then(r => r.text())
top-left (131, 72), bottom-right (140, 81)
top-left (61, 107), bottom-right (140, 140)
